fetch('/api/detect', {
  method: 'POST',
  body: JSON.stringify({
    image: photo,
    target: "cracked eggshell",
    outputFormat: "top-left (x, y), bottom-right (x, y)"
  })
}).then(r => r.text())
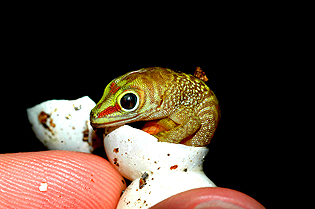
top-left (104, 125), bottom-right (216, 208)
top-left (117, 171), bottom-right (214, 209)
top-left (27, 96), bottom-right (96, 153)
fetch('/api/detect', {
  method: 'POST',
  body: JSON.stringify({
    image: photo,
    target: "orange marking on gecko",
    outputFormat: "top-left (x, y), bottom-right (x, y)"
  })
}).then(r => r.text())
top-left (142, 120), bottom-right (168, 135)
top-left (98, 103), bottom-right (121, 118)
top-left (109, 82), bottom-right (120, 94)
top-left (142, 120), bottom-right (194, 144)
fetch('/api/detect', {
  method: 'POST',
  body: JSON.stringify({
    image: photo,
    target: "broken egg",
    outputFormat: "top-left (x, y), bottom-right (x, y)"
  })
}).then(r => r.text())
top-left (104, 125), bottom-right (216, 209)
top-left (27, 96), bottom-right (97, 153)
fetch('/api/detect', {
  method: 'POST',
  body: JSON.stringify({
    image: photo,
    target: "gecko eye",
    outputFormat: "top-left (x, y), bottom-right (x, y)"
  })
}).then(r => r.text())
top-left (119, 92), bottom-right (139, 112)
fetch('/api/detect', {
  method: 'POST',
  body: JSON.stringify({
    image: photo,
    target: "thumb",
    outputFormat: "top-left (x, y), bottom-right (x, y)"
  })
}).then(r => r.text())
top-left (0, 150), bottom-right (126, 209)
top-left (151, 187), bottom-right (265, 209)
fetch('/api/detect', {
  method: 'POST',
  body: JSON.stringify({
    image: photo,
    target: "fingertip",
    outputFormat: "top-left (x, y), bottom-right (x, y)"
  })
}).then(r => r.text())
top-left (0, 150), bottom-right (126, 209)
top-left (151, 187), bottom-right (265, 209)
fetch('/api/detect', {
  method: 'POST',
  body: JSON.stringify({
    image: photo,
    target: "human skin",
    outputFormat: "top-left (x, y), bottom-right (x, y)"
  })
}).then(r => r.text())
top-left (150, 187), bottom-right (265, 209)
top-left (0, 151), bottom-right (126, 209)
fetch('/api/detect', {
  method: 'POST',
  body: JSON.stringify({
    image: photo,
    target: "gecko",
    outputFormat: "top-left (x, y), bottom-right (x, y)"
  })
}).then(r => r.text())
top-left (90, 67), bottom-right (220, 147)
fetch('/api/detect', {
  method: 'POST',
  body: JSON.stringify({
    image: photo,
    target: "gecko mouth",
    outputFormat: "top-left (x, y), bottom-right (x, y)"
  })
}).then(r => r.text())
top-left (91, 120), bottom-right (147, 130)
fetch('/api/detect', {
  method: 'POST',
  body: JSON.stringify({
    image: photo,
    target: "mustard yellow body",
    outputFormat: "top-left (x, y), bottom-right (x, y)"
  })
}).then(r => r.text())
top-left (90, 67), bottom-right (220, 147)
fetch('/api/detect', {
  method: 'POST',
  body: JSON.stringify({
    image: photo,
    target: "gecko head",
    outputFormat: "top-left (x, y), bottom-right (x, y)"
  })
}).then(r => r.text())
top-left (90, 69), bottom-right (157, 129)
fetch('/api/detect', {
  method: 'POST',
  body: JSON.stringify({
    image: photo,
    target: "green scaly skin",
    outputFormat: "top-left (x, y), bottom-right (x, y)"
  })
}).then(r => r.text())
top-left (90, 67), bottom-right (220, 147)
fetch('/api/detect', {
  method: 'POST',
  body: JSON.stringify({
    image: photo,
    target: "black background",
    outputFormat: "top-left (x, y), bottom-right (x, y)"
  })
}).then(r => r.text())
top-left (2, 20), bottom-right (272, 208)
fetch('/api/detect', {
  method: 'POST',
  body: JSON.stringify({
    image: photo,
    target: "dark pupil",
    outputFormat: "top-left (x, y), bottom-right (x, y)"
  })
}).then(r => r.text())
top-left (121, 93), bottom-right (137, 110)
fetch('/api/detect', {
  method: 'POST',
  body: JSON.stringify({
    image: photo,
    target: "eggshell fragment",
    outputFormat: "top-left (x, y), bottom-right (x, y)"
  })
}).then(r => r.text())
top-left (27, 96), bottom-right (97, 153)
top-left (104, 125), bottom-right (216, 209)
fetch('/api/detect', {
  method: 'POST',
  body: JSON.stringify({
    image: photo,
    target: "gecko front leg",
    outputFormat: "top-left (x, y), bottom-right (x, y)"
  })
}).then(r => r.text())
top-left (154, 107), bottom-right (201, 144)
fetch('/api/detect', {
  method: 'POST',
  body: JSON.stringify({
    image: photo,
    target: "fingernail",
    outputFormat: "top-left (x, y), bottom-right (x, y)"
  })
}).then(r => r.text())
top-left (194, 200), bottom-right (245, 209)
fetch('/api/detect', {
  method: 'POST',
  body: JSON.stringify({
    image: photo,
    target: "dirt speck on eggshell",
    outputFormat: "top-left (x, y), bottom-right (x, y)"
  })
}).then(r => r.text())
top-left (170, 165), bottom-right (178, 170)
top-left (113, 158), bottom-right (119, 167)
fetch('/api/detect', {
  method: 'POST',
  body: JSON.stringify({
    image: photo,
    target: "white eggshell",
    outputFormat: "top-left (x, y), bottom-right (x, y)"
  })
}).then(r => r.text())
top-left (104, 125), bottom-right (216, 209)
top-left (27, 96), bottom-right (96, 153)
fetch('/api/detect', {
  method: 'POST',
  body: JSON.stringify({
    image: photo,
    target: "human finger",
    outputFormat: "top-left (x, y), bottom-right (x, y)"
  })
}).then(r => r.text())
top-left (151, 187), bottom-right (265, 209)
top-left (0, 150), bottom-right (126, 209)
